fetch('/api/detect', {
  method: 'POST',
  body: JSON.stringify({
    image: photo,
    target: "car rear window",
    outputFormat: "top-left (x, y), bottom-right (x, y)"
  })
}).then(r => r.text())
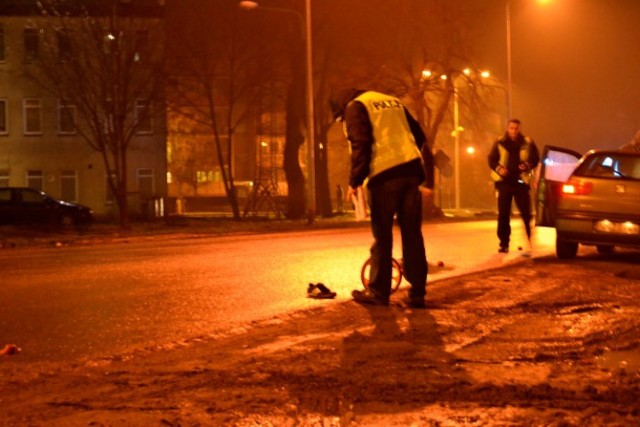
top-left (0, 188), bottom-right (11, 202)
top-left (21, 189), bottom-right (45, 203)
top-left (574, 153), bottom-right (640, 180)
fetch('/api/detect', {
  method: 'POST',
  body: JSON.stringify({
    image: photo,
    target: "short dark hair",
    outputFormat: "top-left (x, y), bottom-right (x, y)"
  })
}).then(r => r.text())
top-left (329, 88), bottom-right (362, 121)
top-left (508, 118), bottom-right (521, 126)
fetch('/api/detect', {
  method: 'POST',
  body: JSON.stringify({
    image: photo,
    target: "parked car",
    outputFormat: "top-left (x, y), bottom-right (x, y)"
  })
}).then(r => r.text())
top-left (535, 146), bottom-right (640, 259)
top-left (0, 187), bottom-right (94, 229)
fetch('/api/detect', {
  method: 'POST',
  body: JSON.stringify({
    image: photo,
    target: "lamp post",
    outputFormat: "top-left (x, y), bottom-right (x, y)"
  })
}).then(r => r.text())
top-left (422, 68), bottom-right (489, 211)
top-left (239, 0), bottom-right (316, 223)
top-left (506, 0), bottom-right (513, 119)
top-left (449, 69), bottom-right (490, 211)
top-left (452, 75), bottom-right (462, 211)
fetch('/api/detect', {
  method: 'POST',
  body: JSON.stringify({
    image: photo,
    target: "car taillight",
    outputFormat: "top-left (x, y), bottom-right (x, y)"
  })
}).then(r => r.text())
top-left (562, 180), bottom-right (593, 195)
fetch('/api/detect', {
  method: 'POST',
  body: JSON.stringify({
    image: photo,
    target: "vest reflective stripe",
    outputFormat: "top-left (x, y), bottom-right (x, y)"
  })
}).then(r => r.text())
top-left (353, 91), bottom-right (421, 179)
top-left (491, 137), bottom-right (533, 183)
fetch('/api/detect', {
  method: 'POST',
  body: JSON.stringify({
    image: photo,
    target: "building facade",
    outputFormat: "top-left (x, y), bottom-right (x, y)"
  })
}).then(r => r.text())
top-left (0, 0), bottom-right (167, 220)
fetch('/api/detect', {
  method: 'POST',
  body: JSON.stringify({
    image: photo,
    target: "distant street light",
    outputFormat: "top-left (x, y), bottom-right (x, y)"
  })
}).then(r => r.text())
top-left (239, 0), bottom-right (316, 223)
top-left (451, 69), bottom-right (489, 211)
top-left (423, 68), bottom-right (489, 211)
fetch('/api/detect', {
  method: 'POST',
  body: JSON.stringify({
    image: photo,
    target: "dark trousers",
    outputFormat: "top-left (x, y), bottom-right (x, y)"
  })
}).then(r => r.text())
top-left (496, 181), bottom-right (532, 248)
top-left (367, 175), bottom-right (428, 300)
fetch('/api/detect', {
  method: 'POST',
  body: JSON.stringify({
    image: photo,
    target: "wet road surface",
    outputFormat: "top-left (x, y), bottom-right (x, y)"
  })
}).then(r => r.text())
top-left (1, 220), bottom-right (553, 368)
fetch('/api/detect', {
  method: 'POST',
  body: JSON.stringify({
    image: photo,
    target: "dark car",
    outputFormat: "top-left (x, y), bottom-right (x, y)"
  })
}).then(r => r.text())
top-left (535, 146), bottom-right (640, 258)
top-left (0, 187), bottom-right (94, 228)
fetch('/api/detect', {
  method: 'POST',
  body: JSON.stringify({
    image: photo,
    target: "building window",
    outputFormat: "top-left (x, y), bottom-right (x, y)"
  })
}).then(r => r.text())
top-left (56, 28), bottom-right (72, 61)
top-left (60, 170), bottom-right (77, 202)
top-left (0, 169), bottom-right (9, 187)
top-left (26, 170), bottom-right (43, 190)
top-left (58, 99), bottom-right (76, 134)
top-left (135, 99), bottom-right (152, 134)
top-left (23, 99), bottom-right (42, 134)
top-left (24, 27), bottom-right (39, 62)
top-left (0, 25), bottom-right (5, 62)
top-left (197, 170), bottom-right (214, 183)
top-left (137, 168), bottom-right (154, 199)
top-left (0, 99), bottom-right (7, 134)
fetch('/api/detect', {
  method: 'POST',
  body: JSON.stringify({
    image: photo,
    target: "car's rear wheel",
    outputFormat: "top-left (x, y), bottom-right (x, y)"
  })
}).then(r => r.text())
top-left (596, 244), bottom-right (615, 254)
top-left (556, 238), bottom-right (578, 259)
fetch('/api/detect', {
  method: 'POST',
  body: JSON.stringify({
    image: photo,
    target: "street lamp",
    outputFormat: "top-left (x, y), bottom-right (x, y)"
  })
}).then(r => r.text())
top-left (450, 69), bottom-right (490, 211)
top-left (506, 0), bottom-right (513, 119)
top-left (239, 0), bottom-right (316, 223)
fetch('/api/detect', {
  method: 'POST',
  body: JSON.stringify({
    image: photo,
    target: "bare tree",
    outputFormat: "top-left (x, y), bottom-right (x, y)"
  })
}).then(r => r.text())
top-left (24, 0), bottom-right (166, 228)
top-left (166, 114), bottom-right (200, 205)
top-left (165, 0), bottom-right (270, 219)
top-left (310, 0), bottom-right (500, 212)
top-left (324, 0), bottom-right (495, 146)
top-left (236, 0), bottom-right (310, 220)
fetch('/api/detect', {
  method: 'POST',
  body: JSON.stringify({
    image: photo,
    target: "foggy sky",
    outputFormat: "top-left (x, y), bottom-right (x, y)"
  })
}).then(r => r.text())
top-left (470, 0), bottom-right (640, 152)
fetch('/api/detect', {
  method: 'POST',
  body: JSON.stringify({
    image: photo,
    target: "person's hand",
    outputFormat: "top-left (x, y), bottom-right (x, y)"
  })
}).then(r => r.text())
top-left (420, 186), bottom-right (434, 198)
top-left (497, 165), bottom-right (509, 177)
top-left (346, 186), bottom-right (358, 202)
top-left (519, 161), bottom-right (533, 172)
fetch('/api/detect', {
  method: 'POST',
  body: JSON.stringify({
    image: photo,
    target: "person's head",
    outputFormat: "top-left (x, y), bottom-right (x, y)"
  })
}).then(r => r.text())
top-left (329, 88), bottom-right (362, 122)
top-left (506, 119), bottom-right (521, 140)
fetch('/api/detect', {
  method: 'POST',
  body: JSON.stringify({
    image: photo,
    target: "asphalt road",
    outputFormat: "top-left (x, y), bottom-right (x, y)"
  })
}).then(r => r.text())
top-left (0, 220), bottom-right (553, 369)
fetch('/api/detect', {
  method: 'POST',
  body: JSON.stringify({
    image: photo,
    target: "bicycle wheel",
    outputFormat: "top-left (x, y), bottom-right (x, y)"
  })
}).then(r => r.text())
top-left (360, 257), bottom-right (403, 293)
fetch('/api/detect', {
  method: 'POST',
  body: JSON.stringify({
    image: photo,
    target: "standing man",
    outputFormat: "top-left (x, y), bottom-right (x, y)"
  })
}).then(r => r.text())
top-left (488, 119), bottom-right (540, 253)
top-left (330, 88), bottom-right (434, 308)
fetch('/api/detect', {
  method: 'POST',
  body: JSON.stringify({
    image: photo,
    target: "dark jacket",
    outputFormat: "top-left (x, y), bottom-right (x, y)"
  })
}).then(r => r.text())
top-left (488, 133), bottom-right (540, 186)
top-left (340, 90), bottom-right (434, 190)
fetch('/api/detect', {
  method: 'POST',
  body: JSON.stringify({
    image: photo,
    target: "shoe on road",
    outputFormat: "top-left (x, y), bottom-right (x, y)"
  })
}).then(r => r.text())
top-left (307, 283), bottom-right (336, 299)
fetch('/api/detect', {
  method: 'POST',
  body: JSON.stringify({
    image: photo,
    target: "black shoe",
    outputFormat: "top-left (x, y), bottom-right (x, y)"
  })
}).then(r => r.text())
top-left (498, 245), bottom-right (509, 253)
top-left (307, 283), bottom-right (336, 299)
top-left (351, 289), bottom-right (389, 306)
top-left (403, 295), bottom-right (426, 309)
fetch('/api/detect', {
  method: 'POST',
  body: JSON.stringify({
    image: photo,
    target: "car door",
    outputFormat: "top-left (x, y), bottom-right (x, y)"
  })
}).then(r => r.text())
top-left (534, 145), bottom-right (582, 227)
top-left (19, 188), bottom-right (51, 224)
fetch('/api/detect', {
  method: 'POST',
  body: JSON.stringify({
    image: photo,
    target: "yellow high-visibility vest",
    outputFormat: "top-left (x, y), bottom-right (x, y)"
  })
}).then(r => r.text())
top-left (352, 91), bottom-right (421, 179)
top-left (490, 137), bottom-right (534, 184)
